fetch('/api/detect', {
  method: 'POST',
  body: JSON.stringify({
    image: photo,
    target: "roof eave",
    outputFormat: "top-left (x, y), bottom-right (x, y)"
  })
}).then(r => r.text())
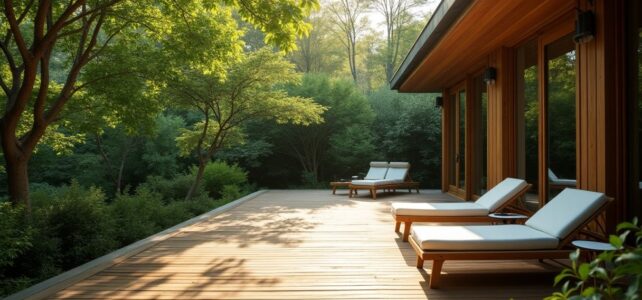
top-left (390, 0), bottom-right (473, 91)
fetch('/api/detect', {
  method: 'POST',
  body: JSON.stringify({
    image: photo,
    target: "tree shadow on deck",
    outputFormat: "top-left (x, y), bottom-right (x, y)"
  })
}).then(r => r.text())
top-left (52, 190), bottom-right (359, 299)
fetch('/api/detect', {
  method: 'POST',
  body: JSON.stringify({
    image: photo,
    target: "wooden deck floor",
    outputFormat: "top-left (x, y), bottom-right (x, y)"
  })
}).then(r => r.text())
top-left (51, 190), bottom-right (564, 299)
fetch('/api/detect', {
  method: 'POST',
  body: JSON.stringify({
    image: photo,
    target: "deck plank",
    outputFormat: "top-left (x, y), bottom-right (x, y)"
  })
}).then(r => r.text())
top-left (51, 190), bottom-right (562, 299)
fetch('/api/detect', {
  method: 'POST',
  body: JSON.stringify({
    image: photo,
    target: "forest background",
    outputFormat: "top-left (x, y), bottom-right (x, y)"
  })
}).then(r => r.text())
top-left (0, 0), bottom-right (440, 296)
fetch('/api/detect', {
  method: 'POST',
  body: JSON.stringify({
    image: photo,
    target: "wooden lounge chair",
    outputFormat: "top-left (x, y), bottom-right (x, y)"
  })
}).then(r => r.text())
top-left (331, 161), bottom-right (388, 194)
top-left (408, 188), bottom-right (611, 289)
top-left (349, 162), bottom-right (417, 199)
top-left (391, 177), bottom-right (532, 242)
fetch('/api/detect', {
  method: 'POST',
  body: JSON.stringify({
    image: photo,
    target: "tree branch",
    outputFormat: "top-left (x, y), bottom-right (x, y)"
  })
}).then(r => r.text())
top-left (3, 0), bottom-right (32, 61)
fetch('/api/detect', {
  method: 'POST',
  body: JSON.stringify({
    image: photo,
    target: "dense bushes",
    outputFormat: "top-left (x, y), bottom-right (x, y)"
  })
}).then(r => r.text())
top-left (0, 161), bottom-right (251, 297)
top-left (200, 161), bottom-right (248, 199)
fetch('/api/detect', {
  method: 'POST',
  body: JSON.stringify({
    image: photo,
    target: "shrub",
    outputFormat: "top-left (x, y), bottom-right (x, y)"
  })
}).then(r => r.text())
top-left (109, 188), bottom-right (165, 246)
top-left (0, 203), bottom-right (33, 296)
top-left (199, 161), bottom-right (247, 199)
top-left (140, 173), bottom-right (205, 202)
top-left (0, 203), bottom-right (32, 269)
top-left (157, 201), bottom-right (193, 228)
top-left (30, 181), bottom-right (117, 270)
top-left (546, 219), bottom-right (642, 300)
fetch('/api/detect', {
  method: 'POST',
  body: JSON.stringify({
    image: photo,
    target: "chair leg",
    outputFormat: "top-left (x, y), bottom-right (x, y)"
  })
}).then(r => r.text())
top-left (416, 256), bottom-right (424, 268)
top-left (332, 187), bottom-right (336, 195)
top-left (403, 222), bottom-right (412, 242)
top-left (349, 188), bottom-right (353, 198)
top-left (429, 260), bottom-right (444, 289)
top-left (371, 188), bottom-right (377, 199)
top-left (394, 221), bottom-right (401, 233)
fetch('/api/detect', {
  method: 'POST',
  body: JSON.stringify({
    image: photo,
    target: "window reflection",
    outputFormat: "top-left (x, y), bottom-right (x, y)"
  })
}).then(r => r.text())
top-left (516, 39), bottom-right (539, 209)
top-left (546, 33), bottom-right (577, 200)
top-left (473, 75), bottom-right (487, 196)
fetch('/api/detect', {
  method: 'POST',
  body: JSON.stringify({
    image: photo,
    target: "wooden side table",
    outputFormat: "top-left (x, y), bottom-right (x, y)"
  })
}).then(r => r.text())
top-left (572, 240), bottom-right (616, 261)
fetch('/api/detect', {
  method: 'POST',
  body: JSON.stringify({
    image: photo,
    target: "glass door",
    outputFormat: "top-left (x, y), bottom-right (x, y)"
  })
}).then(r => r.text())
top-left (472, 74), bottom-right (488, 197)
top-left (449, 85), bottom-right (466, 197)
top-left (544, 32), bottom-right (577, 201)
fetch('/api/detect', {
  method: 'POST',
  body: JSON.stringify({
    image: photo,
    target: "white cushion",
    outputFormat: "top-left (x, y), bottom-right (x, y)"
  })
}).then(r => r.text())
top-left (391, 202), bottom-right (488, 216)
top-left (474, 178), bottom-right (527, 212)
top-left (411, 224), bottom-right (559, 250)
top-left (351, 179), bottom-right (404, 186)
top-left (384, 162), bottom-right (410, 181)
top-left (525, 188), bottom-right (606, 239)
top-left (551, 179), bottom-right (577, 186)
top-left (364, 162), bottom-right (389, 180)
top-left (548, 169), bottom-right (577, 186)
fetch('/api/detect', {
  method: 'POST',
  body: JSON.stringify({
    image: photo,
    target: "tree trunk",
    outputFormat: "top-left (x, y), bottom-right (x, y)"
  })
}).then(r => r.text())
top-left (4, 155), bottom-right (30, 212)
top-left (185, 158), bottom-right (207, 201)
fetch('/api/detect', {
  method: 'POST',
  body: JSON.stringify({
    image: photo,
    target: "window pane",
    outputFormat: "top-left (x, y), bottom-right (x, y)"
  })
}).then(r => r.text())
top-left (473, 75), bottom-right (487, 196)
top-left (459, 90), bottom-right (466, 189)
top-left (448, 93), bottom-right (457, 185)
top-left (546, 33), bottom-right (576, 200)
top-left (516, 39), bottom-right (539, 209)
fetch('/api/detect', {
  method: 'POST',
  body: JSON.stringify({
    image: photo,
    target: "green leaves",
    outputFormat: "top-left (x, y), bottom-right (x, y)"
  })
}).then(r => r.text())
top-left (548, 219), bottom-right (642, 300)
top-left (226, 0), bottom-right (319, 51)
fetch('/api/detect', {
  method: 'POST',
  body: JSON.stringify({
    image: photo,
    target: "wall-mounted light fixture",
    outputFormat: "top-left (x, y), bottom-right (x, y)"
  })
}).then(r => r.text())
top-left (435, 96), bottom-right (443, 108)
top-left (573, 9), bottom-right (595, 43)
top-left (482, 67), bottom-right (496, 85)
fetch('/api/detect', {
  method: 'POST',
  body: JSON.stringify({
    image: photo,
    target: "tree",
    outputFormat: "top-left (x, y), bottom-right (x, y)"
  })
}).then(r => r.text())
top-left (327, 0), bottom-right (368, 82)
top-left (0, 0), bottom-right (318, 209)
top-left (289, 13), bottom-right (343, 74)
top-left (369, 88), bottom-right (441, 187)
top-left (371, 0), bottom-right (428, 82)
top-left (171, 49), bottom-right (325, 200)
top-left (272, 74), bottom-right (375, 183)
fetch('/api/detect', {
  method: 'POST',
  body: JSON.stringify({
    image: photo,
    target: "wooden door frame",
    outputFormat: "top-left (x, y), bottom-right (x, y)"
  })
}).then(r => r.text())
top-left (447, 81), bottom-right (468, 199)
top-left (537, 15), bottom-right (575, 207)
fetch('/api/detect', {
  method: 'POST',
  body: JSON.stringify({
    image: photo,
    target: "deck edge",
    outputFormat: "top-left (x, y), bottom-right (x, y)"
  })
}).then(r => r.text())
top-left (4, 189), bottom-right (268, 300)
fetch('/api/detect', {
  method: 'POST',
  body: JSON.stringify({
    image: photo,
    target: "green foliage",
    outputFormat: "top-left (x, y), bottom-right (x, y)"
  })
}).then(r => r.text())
top-left (140, 174), bottom-right (207, 202)
top-left (0, 203), bottom-right (33, 294)
top-left (30, 182), bottom-right (117, 270)
top-left (141, 114), bottom-right (186, 179)
top-left (225, 0), bottom-right (319, 52)
top-left (199, 161), bottom-right (248, 199)
top-left (327, 125), bottom-right (378, 177)
top-left (264, 73), bottom-right (374, 183)
top-left (0, 203), bottom-right (31, 266)
top-left (109, 188), bottom-right (165, 245)
top-left (369, 88), bottom-right (441, 187)
top-left (546, 219), bottom-right (642, 300)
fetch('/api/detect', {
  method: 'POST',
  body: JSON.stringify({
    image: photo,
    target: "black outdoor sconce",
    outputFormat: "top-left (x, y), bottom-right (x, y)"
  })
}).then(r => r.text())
top-left (435, 96), bottom-right (443, 108)
top-left (482, 67), bottom-right (496, 85)
top-left (573, 9), bottom-right (595, 44)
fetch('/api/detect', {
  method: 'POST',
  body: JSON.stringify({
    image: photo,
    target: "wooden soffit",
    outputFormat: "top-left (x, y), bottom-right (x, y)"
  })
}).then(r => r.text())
top-left (393, 0), bottom-right (576, 92)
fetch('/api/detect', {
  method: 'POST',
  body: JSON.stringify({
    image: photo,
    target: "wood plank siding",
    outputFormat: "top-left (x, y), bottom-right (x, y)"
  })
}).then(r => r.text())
top-left (49, 190), bottom-right (563, 299)
top-left (396, 0), bottom-right (635, 230)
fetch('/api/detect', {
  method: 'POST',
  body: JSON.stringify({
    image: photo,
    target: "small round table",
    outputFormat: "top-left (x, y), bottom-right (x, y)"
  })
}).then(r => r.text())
top-left (572, 240), bottom-right (616, 261)
top-left (488, 212), bottom-right (528, 224)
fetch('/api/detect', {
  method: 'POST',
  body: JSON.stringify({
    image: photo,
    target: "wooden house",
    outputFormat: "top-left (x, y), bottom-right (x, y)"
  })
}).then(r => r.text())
top-left (391, 0), bottom-right (641, 231)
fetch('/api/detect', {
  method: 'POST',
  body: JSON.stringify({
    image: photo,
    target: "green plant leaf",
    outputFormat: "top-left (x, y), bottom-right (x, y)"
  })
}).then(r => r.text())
top-left (578, 263), bottom-right (590, 281)
top-left (609, 234), bottom-right (623, 249)
top-left (554, 272), bottom-right (575, 286)
top-left (617, 221), bottom-right (638, 232)
top-left (590, 267), bottom-right (608, 280)
top-left (581, 287), bottom-right (596, 297)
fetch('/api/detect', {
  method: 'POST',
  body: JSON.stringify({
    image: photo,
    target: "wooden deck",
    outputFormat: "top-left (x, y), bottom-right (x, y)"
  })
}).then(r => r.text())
top-left (51, 190), bottom-right (564, 299)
